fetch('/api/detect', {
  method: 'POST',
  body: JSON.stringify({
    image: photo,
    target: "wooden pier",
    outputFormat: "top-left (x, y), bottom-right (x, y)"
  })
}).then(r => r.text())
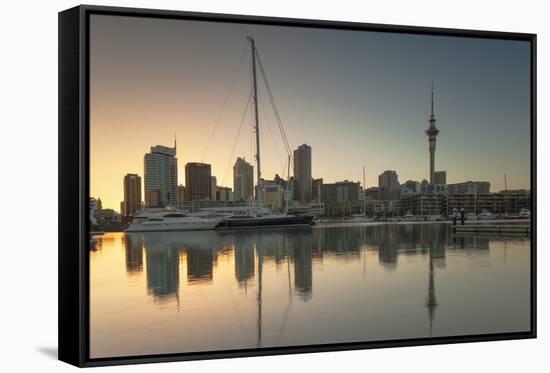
top-left (452, 224), bottom-right (530, 235)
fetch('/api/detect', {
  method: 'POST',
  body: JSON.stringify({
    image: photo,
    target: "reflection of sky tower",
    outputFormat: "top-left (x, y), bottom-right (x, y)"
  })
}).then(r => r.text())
top-left (426, 242), bottom-right (438, 336)
top-left (425, 82), bottom-right (440, 184)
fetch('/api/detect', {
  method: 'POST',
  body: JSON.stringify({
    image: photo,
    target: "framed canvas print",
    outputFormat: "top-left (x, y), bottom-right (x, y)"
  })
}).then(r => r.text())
top-left (58, 5), bottom-right (537, 367)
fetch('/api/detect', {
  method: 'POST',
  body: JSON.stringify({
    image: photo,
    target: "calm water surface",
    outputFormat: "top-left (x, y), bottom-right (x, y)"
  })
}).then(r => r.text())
top-left (90, 223), bottom-right (531, 358)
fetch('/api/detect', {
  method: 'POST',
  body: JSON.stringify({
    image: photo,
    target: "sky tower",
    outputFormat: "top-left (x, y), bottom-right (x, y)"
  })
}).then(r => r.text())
top-left (425, 82), bottom-right (440, 184)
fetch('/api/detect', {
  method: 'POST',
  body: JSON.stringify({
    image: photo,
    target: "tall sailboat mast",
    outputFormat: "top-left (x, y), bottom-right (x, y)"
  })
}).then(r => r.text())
top-left (248, 36), bottom-right (262, 210)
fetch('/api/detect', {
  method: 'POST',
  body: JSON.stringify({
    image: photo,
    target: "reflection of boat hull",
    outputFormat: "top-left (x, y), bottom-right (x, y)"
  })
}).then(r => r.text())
top-left (220, 215), bottom-right (315, 229)
top-left (125, 220), bottom-right (218, 232)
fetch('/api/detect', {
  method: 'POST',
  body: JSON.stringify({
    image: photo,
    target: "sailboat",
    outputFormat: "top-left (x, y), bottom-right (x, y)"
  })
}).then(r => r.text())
top-left (347, 165), bottom-right (374, 223)
top-left (219, 37), bottom-right (315, 229)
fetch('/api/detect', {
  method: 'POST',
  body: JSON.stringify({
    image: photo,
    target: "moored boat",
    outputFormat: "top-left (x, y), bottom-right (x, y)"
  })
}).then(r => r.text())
top-left (125, 211), bottom-right (219, 232)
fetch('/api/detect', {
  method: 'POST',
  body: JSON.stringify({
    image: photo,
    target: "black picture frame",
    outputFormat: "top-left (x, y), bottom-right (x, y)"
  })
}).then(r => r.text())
top-left (58, 4), bottom-right (537, 367)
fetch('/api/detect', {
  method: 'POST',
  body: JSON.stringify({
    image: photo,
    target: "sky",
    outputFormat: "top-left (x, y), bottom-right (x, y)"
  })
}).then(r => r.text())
top-left (90, 14), bottom-right (531, 210)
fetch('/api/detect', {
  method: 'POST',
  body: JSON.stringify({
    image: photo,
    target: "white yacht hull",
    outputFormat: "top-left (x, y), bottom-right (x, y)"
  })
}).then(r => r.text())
top-left (125, 220), bottom-right (218, 232)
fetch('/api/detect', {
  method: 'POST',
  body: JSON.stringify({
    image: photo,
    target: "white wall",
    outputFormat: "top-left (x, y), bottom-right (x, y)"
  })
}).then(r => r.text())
top-left (0, 0), bottom-right (547, 371)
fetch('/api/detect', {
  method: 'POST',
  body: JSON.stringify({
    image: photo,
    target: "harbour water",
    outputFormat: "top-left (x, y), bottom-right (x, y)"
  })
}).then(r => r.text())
top-left (90, 223), bottom-right (531, 358)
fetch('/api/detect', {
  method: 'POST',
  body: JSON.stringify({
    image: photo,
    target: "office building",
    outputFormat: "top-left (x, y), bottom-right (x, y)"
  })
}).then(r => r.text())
top-left (122, 173), bottom-right (142, 216)
top-left (434, 171), bottom-right (447, 186)
top-left (293, 144), bottom-right (312, 202)
top-left (378, 170), bottom-right (400, 200)
top-left (211, 176), bottom-right (217, 201)
top-left (312, 178), bottom-right (323, 202)
top-left (321, 181), bottom-right (361, 203)
top-left (185, 163), bottom-right (212, 201)
top-left (233, 157), bottom-right (254, 201)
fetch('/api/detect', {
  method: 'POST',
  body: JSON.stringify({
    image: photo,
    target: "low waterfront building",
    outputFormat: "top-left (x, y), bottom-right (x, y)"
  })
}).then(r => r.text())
top-left (445, 190), bottom-right (530, 215)
top-left (399, 189), bottom-right (530, 216)
top-left (399, 194), bottom-right (444, 216)
top-left (421, 183), bottom-right (446, 194)
top-left (288, 201), bottom-right (325, 217)
top-left (365, 200), bottom-right (400, 217)
top-left (447, 181), bottom-right (490, 195)
top-left (365, 187), bottom-right (381, 201)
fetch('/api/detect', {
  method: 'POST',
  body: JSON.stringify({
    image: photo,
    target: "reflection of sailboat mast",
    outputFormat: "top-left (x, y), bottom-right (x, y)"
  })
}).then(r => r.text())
top-left (256, 242), bottom-right (263, 348)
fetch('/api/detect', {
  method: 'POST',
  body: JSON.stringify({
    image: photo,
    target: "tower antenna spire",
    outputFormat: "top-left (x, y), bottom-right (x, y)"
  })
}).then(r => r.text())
top-left (431, 81), bottom-right (434, 117)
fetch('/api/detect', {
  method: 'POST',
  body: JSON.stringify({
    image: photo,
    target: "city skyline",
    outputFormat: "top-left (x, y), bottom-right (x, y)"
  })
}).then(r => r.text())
top-left (90, 15), bottom-right (531, 210)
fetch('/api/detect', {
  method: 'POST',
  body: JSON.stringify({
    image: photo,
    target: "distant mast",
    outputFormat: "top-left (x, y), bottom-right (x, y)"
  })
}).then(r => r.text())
top-left (248, 36), bottom-right (262, 210)
top-left (363, 165), bottom-right (366, 216)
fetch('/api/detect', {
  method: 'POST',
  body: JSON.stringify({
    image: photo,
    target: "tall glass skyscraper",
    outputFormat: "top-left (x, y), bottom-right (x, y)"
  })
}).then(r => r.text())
top-left (144, 142), bottom-right (177, 207)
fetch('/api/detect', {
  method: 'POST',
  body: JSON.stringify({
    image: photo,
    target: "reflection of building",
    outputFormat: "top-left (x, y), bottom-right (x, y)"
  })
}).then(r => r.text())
top-left (293, 144), bottom-right (312, 202)
top-left (124, 235), bottom-right (143, 274)
top-left (123, 173), bottom-right (142, 216)
top-left (293, 240), bottom-right (313, 301)
top-left (447, 181), bottom-right (490, 195)
top-left (186, 248), bottom-right (214, 284)
top-left (234, 238), bottom-right (255, 286)
top-left (144, 143), bottom-right (177, 207)
top-left (185, 162), bottom-right (212, 201)
top-left (233, 157), bottom-right (254, 201)
top-left (145, 247), bottom-right (180, 301)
